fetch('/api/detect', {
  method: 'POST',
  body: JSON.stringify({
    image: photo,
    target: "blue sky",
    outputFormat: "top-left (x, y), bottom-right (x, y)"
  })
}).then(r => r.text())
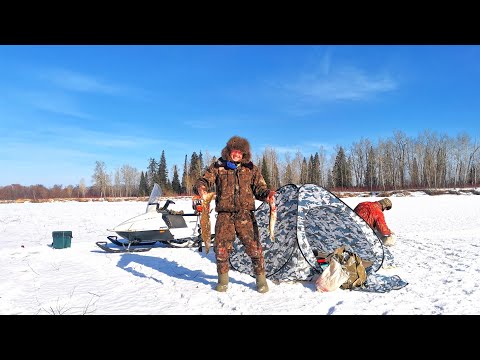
top-left (1, 45), bottom-right (479, 187)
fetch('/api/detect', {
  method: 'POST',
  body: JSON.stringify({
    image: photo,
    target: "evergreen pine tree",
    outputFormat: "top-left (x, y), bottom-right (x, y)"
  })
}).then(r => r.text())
top-left (313, 152), bottom-right (321, 185)
top-left (284, 163), bottom-right (293, 184)
top-left (332, 146), bottom-right (352, 189)
top-left (189, 152), bottom-right (201, 191)
top-left (158, 150), bottom-right (169, 190)
top-left (198, 151), bottom-right (204, 174)
top-left (139, 171), bottom-right (149, 196)
top-left (261, 155), bottom-right (271, 188)
top-left (181, 155), bottom-right (189, 194)
top-left (308, 155), bottom-right (314, 183)
top-left (172, 165), bottom-right (181, 194)
top-left (147, 158), bottom-right (158, 193)
top-left (300, 157), bottom-right (308, 184)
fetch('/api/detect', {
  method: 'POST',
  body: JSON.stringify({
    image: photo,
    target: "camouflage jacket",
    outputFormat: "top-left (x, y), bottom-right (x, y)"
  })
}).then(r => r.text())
top-left (353, 201), bottom-right (392, 236)
top-left (195, 157), bottom-right (270, 212)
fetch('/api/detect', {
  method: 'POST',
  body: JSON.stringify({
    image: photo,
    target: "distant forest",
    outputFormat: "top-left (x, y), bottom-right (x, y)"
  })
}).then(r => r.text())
top-left (1, 130), bottom-right (479, 201)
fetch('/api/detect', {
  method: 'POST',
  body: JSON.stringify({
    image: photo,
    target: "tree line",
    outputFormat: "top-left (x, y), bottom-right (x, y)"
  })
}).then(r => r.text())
top-left (1, 130), bottom-right (479, 201)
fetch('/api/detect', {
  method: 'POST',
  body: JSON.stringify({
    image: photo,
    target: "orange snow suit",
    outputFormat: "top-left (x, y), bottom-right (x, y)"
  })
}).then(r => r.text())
top-left (353, 201), bottom-right (392, 236)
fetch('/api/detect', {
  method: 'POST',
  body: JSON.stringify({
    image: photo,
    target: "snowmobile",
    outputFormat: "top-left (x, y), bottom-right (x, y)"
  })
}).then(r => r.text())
top-left (95, 183), bottom-right (216, 253)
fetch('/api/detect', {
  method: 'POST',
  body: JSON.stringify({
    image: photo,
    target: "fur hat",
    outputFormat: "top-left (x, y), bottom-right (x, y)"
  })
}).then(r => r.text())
top-left (221, 135), bottom-right (252, 163)
top-left (378, 198), bottom-right (392, 211)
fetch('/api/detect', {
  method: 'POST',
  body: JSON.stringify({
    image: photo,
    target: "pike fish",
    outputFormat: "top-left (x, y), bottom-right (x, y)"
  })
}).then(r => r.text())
top-left (269, 201), bottom-right (277, 242)
top-left (200, 192), bottom-right (216, 254)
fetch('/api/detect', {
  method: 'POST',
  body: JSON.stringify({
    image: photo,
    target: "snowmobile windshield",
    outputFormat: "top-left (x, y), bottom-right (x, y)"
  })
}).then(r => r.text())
top-left (148, 183), bottom-right (163, 205)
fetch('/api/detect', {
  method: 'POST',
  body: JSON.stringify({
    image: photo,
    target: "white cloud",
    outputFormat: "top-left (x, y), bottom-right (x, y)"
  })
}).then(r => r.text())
top-left (280, 49), bottom-right (398, 105)
top-left (41, 68), bottom-right (125, 95)
top-left (288, 66), bottom-right (397, 102)
top-left (21, 91), bottom-right (94, 120)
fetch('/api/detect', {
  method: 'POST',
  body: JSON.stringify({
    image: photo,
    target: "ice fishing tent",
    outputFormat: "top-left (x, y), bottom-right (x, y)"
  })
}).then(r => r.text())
top-left (229, 183), bottom-right (407, 292)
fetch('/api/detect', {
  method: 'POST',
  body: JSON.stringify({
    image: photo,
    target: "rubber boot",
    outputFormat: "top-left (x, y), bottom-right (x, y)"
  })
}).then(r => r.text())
top-left (256, 273), bottom-right (269, 293)
top-left (215, 272), bottom-right (229, 292)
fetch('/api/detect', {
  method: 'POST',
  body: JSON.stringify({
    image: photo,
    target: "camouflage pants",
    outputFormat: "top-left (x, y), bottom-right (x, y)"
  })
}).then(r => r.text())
top-left (214, 210), bottom-right (265, 275)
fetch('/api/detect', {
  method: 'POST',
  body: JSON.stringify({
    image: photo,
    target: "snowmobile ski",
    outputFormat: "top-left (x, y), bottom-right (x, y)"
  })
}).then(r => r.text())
top-left (95, 241), bottom-right (152, 253)
top-left (107, 235), bottom-right (156, 246)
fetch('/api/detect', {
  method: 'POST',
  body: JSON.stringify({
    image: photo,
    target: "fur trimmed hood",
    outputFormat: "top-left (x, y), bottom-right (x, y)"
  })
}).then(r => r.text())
top-left (378, 198), bottom-right (392, 211)
top-left (221, 135), bottom-right (252, 163)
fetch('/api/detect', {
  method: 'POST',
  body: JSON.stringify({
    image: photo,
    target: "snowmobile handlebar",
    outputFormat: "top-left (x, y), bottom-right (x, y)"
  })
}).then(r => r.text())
top-left (154, 199), bottom-right (176, 213)
top-left (161, 199), bottom-right (176, 210)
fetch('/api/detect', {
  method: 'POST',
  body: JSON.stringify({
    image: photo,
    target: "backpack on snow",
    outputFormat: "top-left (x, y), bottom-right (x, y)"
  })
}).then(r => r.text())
top-left (329, 246), bottom-right (368, 290)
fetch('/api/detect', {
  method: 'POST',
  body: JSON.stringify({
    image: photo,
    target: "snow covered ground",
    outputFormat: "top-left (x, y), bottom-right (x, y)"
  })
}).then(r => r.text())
top-left (1, 192), bottom-right (479, 315)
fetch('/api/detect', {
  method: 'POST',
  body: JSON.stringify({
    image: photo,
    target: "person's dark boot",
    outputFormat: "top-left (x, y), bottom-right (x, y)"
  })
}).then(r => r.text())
top-left (256, 273), bottom-right (269, 293)
top-left (215, 272), bottom-right (229, 292)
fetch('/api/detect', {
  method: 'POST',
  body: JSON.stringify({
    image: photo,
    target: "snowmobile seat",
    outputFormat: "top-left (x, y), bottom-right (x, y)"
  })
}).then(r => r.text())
top-left (162, 213), bottom-right (188, 228)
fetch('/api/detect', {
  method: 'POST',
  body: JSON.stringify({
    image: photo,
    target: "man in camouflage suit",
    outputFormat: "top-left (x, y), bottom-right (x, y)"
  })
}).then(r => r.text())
top-left (195, 135), bottom-right (276, 293)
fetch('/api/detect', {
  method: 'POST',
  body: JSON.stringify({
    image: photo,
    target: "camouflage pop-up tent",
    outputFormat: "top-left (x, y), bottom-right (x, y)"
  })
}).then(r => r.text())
top-left (229, 183), bottom-right (407, 293)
